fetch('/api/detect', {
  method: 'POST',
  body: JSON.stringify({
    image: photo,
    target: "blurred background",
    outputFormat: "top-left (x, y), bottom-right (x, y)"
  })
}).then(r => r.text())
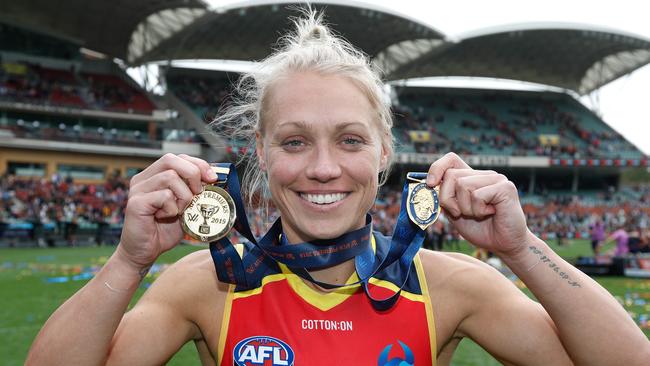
top-left (1, 1), bottom-right (649, 364)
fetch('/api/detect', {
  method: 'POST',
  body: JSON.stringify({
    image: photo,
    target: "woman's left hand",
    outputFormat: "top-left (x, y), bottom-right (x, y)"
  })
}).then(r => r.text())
top-left (426, 153), bottom-right (531, 257)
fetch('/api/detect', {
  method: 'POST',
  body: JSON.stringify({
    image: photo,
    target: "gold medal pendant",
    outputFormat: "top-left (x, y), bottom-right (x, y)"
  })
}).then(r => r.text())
top-left (181, 185), bottom-right (236, 242)
top-left (406, 176), bottom-right (441, 230)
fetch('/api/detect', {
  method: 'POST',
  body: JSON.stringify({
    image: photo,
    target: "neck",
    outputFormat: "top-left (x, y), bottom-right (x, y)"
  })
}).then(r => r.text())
top-left (278, 219), bottom-right (372, 290)
top-left (304, 259), bottom-right (357, 290)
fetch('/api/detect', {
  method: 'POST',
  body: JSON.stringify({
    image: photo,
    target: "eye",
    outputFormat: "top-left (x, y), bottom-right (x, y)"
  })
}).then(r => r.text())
top-left (342, 137), bottom-right (362, 145)
top-left (281, 137), bottom-right (306, 151)
top-left (340, 134), bottom-right (366, 148)
top-left (283, 139), bottom-right (304, 147)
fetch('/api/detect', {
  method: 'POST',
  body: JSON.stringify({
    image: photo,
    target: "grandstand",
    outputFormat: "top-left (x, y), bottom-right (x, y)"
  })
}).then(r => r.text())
top-left (0, 0), bottom-right (648, 243)
top-left (393, 86), bottom-right (643, 159)
top-left (0, 22), bottom-right (214, 184)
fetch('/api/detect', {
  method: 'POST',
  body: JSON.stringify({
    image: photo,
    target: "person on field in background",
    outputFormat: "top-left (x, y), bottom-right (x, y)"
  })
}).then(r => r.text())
top-left (589, 214), bottom-right (606, 255)
top-left (602, 223), bottom-right (630, 257)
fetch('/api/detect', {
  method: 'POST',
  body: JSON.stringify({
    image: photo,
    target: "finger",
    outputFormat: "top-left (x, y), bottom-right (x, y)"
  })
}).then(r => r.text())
top-left (438, 169), bottom-right (495, 217)
top-left (131, 154), bottom-right (203, 194)
top-left (127, 189), bottom-right (179, 219)
top-left (426, 152), bottom-right (471, 187)
top-left (471, 180), bottom-right (519, 217)
top-left (455, 174), bottom-right (507, 218)
top-left (177, 154), bottom-right (217, 183)
top-left (129, 169), bottom-right (194, 213)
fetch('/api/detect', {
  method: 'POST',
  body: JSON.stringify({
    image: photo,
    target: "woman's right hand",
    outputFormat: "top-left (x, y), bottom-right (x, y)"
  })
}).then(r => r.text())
top-left (116, 153), bottom-right (217, 270)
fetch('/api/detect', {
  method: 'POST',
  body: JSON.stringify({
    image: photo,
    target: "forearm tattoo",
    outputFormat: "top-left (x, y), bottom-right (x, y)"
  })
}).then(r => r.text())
top-left (528, 246), bottom-right (581, 287)
top-left (139, 266), bottom-right (152, 281)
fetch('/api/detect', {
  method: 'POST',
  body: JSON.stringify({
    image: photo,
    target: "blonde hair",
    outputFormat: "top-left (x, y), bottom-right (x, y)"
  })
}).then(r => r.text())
top-left (210, 8), bottom-right (394, 212)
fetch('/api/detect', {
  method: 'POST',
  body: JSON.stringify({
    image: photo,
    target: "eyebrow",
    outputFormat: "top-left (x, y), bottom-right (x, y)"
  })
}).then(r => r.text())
top-left (275, 120), bottom-right (368, 130)
top-left (275, 121), bottom-right (312, 130)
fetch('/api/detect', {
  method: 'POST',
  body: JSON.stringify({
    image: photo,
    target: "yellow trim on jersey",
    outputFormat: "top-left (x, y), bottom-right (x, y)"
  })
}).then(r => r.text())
top-left (217, 283), bottom-right (235, 366)
top-left (367, 277), bottom-right (424, 303)
top-left (232, 273), bottom-right (286, 299)
top-left (273, 234), bottom-right (381, 312)
top-left (229, 235), bottom-right (425, 311)
top-left (234, 243), bottom-right (244, 258)
top-left (278, 261), bottom-right (361, 311)
top-left (415, 251), bottom-right (437, 363)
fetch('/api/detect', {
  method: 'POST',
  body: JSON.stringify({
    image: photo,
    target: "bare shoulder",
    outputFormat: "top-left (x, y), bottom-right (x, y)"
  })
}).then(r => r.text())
top-left (417, 250), bottom-right (530, 349)
top-left (140, 248), bottom-right (229, 314)
top-left (418, 249), bottom-right (516, 297)
top-left (417, 250), bottom-right (570, 365)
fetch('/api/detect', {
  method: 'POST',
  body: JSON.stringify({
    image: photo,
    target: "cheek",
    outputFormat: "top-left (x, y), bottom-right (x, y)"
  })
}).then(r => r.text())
top-left (343, 151), bottom-right (381, 187)
top-left (265, 151), bottom-right (303, 187)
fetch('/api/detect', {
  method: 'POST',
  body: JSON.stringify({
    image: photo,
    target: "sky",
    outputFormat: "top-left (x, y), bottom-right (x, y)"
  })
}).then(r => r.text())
top-left (197, 0), bottom-right (650, 155)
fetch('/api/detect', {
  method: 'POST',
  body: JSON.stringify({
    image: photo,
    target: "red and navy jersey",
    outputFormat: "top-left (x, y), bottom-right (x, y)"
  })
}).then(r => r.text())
top-left (216, 232), bottom-right (437, 365)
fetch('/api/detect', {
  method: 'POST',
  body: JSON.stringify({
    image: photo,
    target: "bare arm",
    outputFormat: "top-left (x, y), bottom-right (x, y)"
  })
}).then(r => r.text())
top-left (107, 250), bottom-right (224, 365)
top-left (423, 251), bottom-right (572, 365)
top-left (27, 250), bottom-right (205, 365)
top-left (27, 250), bottom-right (152, 365)
top-left (26, 154), bottom-right (218, 365)
top-left (426, 152), bottom-right (650, 365)
top-left (501, 234), bottom-right (649, 365)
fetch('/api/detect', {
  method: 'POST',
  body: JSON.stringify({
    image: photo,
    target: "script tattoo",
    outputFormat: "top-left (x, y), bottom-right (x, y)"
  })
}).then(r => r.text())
top-left (528, 246), bottom-right (581, 288)
top-left (139, 266), bottom-right (152, 281)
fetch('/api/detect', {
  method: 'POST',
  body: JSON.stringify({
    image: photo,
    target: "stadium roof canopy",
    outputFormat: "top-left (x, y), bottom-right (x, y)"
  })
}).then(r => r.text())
top-left (0, 0), bottom-right (444, 66)
top-left (386, 23), bottom-right (650, 95)
top-left (2, 1), bottom-right (650, 95)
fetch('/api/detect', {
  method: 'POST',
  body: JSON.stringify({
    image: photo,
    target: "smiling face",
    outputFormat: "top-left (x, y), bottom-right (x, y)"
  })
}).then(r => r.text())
top-left (257, 71), bottom-right (389, 243)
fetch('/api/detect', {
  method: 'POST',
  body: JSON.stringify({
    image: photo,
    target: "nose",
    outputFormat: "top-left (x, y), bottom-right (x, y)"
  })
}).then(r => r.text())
top-left (305, 144), bottom-right (342, 183)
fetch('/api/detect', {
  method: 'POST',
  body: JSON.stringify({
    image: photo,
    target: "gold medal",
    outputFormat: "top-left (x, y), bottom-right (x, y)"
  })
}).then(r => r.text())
top-left (406, 174), bottom-right (441, 230)
top-left (182, 185), bottom-right (236, 242)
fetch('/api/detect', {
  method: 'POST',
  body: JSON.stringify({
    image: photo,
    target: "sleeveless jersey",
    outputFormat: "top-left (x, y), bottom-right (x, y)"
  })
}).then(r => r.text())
top-left (216, 232), bottom-right (437, 365)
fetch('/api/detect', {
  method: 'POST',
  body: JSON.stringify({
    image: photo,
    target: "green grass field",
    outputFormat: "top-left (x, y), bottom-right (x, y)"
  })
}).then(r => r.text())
top-left (1, 240), bottom-right (648, 365)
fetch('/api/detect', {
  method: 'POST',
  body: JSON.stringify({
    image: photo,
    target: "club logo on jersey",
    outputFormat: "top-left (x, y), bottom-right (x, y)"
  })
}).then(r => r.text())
top-left (233, 336), bottom-right (295, 366)
top-left (377, 340), bottom-right (414, 366)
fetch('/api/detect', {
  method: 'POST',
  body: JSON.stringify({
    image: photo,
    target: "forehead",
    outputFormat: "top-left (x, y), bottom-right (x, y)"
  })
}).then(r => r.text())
top-left (261, 71), bottom-right (377, 133)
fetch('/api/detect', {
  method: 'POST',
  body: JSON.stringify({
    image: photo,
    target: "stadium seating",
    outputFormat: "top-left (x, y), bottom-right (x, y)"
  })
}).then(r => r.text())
top-left (81, 73), bottom-right (155, 114)
top-left (0, 61), bottom-right (155, 114)
top-left (394, 88), bottom-right (645, 159)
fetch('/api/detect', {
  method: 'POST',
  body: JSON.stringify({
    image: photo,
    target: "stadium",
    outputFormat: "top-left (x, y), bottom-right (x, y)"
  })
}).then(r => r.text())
top-left (1, 0), bottom-right (649, 364)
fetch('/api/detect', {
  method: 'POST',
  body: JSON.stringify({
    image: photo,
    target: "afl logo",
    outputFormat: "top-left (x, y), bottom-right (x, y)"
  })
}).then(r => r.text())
top-left (233, 336), bottom-right (295, 366)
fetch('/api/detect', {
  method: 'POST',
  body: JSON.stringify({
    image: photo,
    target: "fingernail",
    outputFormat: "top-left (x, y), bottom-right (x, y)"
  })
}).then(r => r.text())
top-left (427, 173), bottom-right (435, 185)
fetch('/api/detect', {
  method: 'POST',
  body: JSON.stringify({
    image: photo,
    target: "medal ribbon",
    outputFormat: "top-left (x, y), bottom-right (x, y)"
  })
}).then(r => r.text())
top-left (208, 163), bottom-right (427, 311)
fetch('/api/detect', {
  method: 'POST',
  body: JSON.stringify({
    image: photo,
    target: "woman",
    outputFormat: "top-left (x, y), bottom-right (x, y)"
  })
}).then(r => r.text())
top-left (28, 11), bottom-right (648, 365)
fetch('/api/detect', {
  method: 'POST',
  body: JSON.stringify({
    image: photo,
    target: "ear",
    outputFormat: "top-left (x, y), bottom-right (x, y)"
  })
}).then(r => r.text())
top-left (255, 130), bottom-right (266, 171)
top-left (378, 135), bottom-right (390, 172)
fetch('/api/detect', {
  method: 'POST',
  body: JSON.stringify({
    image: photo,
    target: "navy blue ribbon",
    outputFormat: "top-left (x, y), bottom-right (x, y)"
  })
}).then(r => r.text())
top-left (208, 163), bottom-right (426, 311)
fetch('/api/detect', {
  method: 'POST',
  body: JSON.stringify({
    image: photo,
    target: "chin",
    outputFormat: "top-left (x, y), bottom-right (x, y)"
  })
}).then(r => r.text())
top-left (299, 217), bottom-right (355, 241)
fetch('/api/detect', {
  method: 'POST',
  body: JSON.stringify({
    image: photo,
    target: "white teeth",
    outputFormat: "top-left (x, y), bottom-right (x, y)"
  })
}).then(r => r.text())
top-left (301, 193), bottom-right (347, 205)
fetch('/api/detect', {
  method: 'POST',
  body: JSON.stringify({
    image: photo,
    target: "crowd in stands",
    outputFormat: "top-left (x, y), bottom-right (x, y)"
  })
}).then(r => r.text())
top-left (2, 174), bottom-right (648, 256)
top-left (2, 118), bottom-right (159, 148)
top-left (0, 61), bottom-right (154, 113)
top-left (166, 74), bottom-right (230, 122)
top-left (0, 173), bottom-right (128, 246)
top-left (523, 190), bottom-right (650, 251)
top-left (393, 91), bottom-right (641, 159)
